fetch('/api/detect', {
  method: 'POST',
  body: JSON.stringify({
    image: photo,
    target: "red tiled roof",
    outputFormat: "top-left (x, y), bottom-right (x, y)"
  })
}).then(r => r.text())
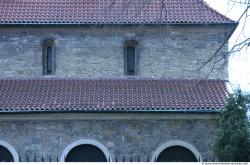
top-left (0, 0), bottom-right (235, 25)
top-left (0, 78), bottom-right (228, 113)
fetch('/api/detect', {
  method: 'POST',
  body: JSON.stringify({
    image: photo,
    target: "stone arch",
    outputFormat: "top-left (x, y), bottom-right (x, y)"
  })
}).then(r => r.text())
top-left (60, 139), bottom-right (111, 162)
top-left (151, 140), bottom-right (202, 162)
top-left (0, 140), bottom-right (19, 162)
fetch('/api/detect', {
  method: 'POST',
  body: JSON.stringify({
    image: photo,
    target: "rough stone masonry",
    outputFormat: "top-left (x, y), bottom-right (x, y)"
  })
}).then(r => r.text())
top-left (0, 114), bottom-right (217, 161)
top-left (0, 25), bottom-right (230, 79)
top-left (0, 24), bottom-right (231, 162)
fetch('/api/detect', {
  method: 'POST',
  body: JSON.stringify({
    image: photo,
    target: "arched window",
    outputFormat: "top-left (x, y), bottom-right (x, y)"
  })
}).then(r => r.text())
top-left (124, 40), bottom-right (138, 76)
top-left (42, 39), bottom-right (55, 75)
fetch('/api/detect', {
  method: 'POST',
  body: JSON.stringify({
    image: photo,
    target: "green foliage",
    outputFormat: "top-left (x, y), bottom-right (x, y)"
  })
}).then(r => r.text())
top-left (245, 94), bottom-right (250, 103)
top-left (213, 90), bottom-right (250, 162)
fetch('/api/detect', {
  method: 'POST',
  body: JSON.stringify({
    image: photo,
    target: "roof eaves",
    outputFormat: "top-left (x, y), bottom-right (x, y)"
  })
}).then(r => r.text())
top-left (0, 108), bottom-right (221, 114)
top-left (202, 0), bottom-right (237, 23)
top-left (0, 22), bottom-right (237, 27)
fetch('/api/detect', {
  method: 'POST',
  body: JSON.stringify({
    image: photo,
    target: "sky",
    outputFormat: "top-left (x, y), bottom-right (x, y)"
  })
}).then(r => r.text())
top-left (204, 0), bottom-right (250, 92)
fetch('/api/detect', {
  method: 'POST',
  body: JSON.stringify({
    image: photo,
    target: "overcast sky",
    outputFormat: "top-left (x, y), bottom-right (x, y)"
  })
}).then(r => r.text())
top-left (204, 0), bottom-right (250, 92)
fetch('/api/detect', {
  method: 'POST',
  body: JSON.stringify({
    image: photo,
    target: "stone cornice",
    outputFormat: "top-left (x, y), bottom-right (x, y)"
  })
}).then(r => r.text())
top-left (0, 112), bottom-right (218, 121)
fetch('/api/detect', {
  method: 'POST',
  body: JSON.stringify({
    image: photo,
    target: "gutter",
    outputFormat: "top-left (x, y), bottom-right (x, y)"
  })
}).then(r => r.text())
top-left (0, 108), bottom-right (221, 115)
top-left (0, 22), bottom-right (237, 28)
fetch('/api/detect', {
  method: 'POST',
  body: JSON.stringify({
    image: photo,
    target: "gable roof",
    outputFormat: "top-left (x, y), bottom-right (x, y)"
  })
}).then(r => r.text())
top-left (0, 0), bottom-right (235, 25)
top-left (0, 78), bottom-right (228, 113)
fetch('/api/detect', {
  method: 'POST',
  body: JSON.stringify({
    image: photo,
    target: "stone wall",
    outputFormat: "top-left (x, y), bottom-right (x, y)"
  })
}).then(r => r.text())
top-left (0, 114), bottom-right (218, 161)
top-left (0, 25), bottom-right (231, 79)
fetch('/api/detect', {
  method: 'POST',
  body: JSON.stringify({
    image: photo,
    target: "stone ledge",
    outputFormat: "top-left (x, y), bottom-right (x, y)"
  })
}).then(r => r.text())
top-left (0, 112), bottom-right (218, 121)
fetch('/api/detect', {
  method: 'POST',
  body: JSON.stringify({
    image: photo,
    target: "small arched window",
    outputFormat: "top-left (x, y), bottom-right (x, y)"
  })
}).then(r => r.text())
top-left (42, 39), bottom-right (55, 75)
top-left (124, 40), bottom-right (138, 76)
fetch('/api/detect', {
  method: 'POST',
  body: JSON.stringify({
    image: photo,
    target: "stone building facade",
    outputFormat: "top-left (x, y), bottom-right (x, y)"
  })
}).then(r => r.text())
top-left (0, 0), bottom-right (236, 162)
top-left (0, 25), bottom-right (230, 79)
top-left (0, 113), bottom-right (217, 162)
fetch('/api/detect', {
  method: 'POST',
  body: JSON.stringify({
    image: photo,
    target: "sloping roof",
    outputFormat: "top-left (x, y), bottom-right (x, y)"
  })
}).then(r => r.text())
top-left (0, 78), bottom-right (228, 113)
top-left (0, 0), bottom-right (235, 25)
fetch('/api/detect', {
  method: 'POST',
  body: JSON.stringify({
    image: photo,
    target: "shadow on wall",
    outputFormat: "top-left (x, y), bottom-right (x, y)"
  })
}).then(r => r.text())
top-left (18, 154), bottom-right (213, 162)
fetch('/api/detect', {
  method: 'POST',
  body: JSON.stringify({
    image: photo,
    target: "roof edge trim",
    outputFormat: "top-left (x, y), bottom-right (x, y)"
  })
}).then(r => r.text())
top-left (0, 22), bottom-right (237, 27)
top-left (0, 109), bottom-right (221, 114)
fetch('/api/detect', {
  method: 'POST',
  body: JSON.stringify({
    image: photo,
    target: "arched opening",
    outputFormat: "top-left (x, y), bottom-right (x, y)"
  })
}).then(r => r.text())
top-left (0, 145), bottom-right (14, 162)
top-left (126, 46), bottom-right (136, 75)
top-left (152, 140), bottom-right (202, 162)
top-left (42, 39), bottom-right (55, 75)
top-left (60, 139), bottom-right (111, 162)
top-left (0, 140), bottom-right (19, 162)
top-left (46, 46), bottom-right (53, 75)
top-left (124, 40), bottom-right (138, 76)
top-left (65, 144), bottom-right (107, 162)
top-left (156, 146), bottom-right (197, 162)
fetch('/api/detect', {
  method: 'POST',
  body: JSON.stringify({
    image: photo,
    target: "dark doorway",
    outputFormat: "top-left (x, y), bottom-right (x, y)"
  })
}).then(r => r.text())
top-left (156, 146), bottom-right (197, 162)
top-left (0, 145), bottom-right (14, 162)
top-left (65, 144), bottom-right (107, 162)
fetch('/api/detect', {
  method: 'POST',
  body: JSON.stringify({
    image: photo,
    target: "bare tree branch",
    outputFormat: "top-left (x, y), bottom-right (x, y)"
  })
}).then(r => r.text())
top-left (229, 0), bottom-right (250, 4)
top-left (230, 37), bottom-right (250, 53)
top-left (135, 0), bottom-right (151, 17)
top-left (196, 5), bottom-right (250, 71)
top-left (160, 0), bottom-right (167, 21)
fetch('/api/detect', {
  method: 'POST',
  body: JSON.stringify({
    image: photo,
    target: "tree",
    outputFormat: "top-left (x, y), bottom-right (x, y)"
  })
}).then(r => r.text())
top-left (213, 90), bottom-right (250, 161)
